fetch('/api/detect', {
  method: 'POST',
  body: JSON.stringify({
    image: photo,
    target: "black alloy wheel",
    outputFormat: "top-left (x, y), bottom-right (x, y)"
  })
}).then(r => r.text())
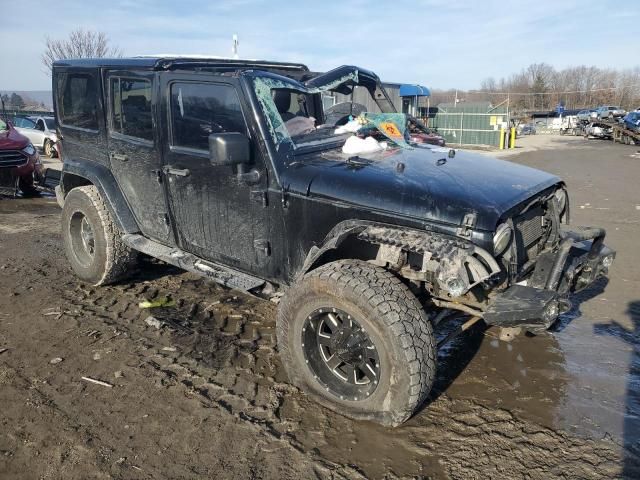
top-left (302, 307), bottom-right (380, 401)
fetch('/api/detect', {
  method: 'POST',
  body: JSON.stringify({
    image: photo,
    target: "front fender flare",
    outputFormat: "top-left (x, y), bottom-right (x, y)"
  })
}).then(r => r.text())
top-left (298, 219), bottom-right (379, 280)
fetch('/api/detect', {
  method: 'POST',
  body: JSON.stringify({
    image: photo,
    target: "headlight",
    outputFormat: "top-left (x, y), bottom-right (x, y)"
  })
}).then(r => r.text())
top-left (554, 188), bottom-right (568, 217)
top-left (493, 223), bottom-right (512, 255)
top-left (21, 144), bottom-right (36, 156)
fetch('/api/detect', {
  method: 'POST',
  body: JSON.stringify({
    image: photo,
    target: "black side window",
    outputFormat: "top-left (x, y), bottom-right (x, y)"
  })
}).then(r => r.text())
top-left (60, 73), bottom-right (98, 130)
top-left (170, 82), bottom-right (246, 151)
top-left (110, 77), bottom-right (153, 141)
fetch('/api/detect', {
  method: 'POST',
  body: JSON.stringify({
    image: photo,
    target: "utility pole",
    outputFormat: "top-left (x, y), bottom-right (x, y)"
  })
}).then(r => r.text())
top-left (232, 34), bottom-right (239, 59)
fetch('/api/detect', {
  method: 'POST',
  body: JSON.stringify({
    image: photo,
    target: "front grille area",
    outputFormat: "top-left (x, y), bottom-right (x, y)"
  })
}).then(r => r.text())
top-left (514, 205), bottom-right (546, 267)
top-left (0, 150), bottom-right (28, 168)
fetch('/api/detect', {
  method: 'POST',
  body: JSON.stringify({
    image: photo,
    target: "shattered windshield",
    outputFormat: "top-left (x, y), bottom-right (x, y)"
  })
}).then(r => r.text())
top-left (250, 69), bottom-right (412, 153)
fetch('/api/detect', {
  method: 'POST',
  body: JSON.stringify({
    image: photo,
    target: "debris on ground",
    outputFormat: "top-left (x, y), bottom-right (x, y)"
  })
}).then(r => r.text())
top-left (49, 357), bottom-right (63, 364)
top-left (204, 301), bottom-right (220, 311)
top-left (144, 316), bottom-right (163, 329)
top-left (139, 298), bottom-right (175, 309)
top-left (81, 376), bottom-right (114, 388)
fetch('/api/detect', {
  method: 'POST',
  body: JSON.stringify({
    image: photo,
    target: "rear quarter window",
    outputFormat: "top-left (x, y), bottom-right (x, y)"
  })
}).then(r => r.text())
top-left (58, 72), bottom-right (98, 130)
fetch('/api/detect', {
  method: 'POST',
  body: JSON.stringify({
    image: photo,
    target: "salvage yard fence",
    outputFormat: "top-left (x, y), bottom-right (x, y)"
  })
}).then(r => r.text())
top-left (420, 102), bottom-right (510, 147)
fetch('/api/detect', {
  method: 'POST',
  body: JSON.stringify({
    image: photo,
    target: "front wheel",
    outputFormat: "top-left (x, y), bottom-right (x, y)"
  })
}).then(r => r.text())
top-left (277, 260), bottom-right (436, 426)
top-left (43, 139), bottom-right (53, 157)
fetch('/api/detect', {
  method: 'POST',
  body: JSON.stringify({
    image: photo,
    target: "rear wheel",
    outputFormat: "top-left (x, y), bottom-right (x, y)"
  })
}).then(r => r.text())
top-left (62, 185), bottom-right (137, 285)
top-left (277, 259), bottom-right (436, 426)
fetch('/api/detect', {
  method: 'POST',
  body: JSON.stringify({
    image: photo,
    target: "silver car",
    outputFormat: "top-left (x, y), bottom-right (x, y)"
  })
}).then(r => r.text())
top-left (12, 116), bottom-right (58, 157)
top-left (576, 109), bottom-right (595, 122)
top-left (595, 105), bottom-right (626, 120)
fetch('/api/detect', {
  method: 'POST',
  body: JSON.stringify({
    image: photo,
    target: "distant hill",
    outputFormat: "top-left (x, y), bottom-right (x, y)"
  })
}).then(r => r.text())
top-left (0, 90), bottom-right (53, 110)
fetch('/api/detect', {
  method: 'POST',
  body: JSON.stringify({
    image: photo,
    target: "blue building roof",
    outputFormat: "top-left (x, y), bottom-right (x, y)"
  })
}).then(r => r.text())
top-left (399, 84), bottom-right (430, 97)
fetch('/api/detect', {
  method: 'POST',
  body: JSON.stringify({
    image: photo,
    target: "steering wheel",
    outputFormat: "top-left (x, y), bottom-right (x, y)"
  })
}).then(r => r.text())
top-left (325, 102), bottom-right (367, 126)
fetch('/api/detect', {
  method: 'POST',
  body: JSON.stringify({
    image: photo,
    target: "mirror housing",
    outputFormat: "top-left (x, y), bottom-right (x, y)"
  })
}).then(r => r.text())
top-left (208, 132), bottom-right (250, 166)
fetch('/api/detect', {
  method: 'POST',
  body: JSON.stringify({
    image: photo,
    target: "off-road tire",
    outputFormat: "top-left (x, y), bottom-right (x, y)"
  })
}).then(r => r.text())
top-left (277, 259), bottom-right (436, 427)
top-left (62, 185), bottom-right (137, 286)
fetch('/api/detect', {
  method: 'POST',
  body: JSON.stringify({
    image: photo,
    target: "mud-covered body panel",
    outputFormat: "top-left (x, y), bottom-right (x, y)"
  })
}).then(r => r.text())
top-left (280, 146), bottom-right (560, 232)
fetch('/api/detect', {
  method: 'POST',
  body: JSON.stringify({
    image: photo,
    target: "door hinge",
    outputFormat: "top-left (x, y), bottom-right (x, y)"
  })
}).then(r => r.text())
top-left (254, 239), bottom-right (271, 256)
top-left (250, 190), bottom-right (268, 207)
top-left (155, 169), bottom-right (163, 184)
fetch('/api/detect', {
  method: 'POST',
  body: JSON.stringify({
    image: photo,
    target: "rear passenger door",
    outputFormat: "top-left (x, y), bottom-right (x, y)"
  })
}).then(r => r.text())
top-left (105, 71), bottom-right (172, 243)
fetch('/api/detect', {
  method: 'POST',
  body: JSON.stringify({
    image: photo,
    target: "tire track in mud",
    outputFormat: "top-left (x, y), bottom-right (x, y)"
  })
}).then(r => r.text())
top-left (54, 267), bottom-right (634, 480)
top-left (55, 271), bottom-right (370, 480)
top-left (2, 234), bottom-right (636, 479)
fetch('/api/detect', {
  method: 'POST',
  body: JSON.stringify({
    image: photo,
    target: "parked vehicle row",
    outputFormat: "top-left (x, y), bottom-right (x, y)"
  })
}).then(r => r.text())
top-left (11, 115), bottom-right (59, 157)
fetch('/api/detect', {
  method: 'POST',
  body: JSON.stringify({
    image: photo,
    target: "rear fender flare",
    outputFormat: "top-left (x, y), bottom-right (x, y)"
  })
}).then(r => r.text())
top-left (60, 158), bottom-right (139, 234)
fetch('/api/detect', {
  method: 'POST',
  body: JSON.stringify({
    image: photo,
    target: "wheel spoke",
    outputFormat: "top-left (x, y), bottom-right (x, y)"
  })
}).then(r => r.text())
top-left (362, 361), bottom-right (378, 381)
top-left (317, 334), bottom-right (333, 347)
top-left (341, 363), bottom-right (357, 384)
top-left (327, 312), bottom-right (339, 327)
top-left (325, 354), bottom-right (342, 371)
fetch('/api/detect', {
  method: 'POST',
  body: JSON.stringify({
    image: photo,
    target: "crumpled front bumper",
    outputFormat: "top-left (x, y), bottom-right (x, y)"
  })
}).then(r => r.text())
top-left (483, 226), bottom-right (615, 330)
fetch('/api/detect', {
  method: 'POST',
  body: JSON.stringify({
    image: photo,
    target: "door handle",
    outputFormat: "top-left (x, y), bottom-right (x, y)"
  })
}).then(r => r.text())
top-left (163, 166), bottom-right (191, 177)
top-left (110, 152), bottom-right (128, 162)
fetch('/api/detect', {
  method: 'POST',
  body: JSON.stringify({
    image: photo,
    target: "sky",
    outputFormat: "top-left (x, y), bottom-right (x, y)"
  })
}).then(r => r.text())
top-left (0, 0), bottom-right (638, 92)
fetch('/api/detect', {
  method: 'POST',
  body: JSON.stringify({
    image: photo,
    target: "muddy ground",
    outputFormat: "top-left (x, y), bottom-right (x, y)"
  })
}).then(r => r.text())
top-left (1, 137), bottom-right (640, 479)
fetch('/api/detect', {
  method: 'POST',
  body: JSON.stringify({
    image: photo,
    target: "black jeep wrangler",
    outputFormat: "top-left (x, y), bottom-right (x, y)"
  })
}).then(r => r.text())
top-left (52, 57), bottom-right (614, 426)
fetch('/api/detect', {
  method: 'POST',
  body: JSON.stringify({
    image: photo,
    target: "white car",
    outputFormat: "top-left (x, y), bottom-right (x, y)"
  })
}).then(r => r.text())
top-left (12, 116), bottom-right (58, 157)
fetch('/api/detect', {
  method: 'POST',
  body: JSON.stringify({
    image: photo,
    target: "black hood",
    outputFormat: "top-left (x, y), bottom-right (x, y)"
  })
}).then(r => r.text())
top-left (280, 145), bottom-right (561, 232)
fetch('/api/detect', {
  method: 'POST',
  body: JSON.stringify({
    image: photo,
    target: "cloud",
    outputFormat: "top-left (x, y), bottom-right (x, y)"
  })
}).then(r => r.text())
top-left (0, 0), bottom-right (638, 90)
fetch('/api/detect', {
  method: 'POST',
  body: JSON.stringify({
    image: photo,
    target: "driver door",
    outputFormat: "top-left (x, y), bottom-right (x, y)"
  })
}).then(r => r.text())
top-left (160, 74), bottom-right (271, 275)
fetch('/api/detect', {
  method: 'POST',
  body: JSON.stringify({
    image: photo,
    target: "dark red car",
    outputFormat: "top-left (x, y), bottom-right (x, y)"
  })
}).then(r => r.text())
top-left (0, 117), bottom-right (42, 194)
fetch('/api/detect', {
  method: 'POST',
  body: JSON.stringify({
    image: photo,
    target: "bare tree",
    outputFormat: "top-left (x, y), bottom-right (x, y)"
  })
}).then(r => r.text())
top-left (42, 29), bottom-right (123, 74)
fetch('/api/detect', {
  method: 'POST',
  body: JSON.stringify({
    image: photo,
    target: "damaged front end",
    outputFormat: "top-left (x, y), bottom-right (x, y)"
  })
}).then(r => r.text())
top-left (357, 195), bottom-right (614, 332)
top-left (484, 225), bottom-right (614, 330)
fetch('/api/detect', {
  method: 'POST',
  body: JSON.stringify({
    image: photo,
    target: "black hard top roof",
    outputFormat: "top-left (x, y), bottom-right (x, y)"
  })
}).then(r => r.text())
top-left (52, 56), bottom-right (310, 73)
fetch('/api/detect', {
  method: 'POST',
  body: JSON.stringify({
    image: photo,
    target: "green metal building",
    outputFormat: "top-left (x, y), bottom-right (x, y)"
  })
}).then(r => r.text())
top-left (423, 102), bottom-right (510, 147)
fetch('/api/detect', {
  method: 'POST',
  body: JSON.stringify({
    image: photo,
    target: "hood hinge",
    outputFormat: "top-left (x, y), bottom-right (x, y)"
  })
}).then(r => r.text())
top-left (457, 213), bottom-right (477, 238)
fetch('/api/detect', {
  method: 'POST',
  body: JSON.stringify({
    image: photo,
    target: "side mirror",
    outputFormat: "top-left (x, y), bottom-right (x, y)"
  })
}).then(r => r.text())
top-left (208, 132), bottom-right (249, 166)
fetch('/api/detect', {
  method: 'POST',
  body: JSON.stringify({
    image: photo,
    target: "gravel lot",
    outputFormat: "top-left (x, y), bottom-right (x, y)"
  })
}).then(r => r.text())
top-left (1, 137), bottom-right (639, 479)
